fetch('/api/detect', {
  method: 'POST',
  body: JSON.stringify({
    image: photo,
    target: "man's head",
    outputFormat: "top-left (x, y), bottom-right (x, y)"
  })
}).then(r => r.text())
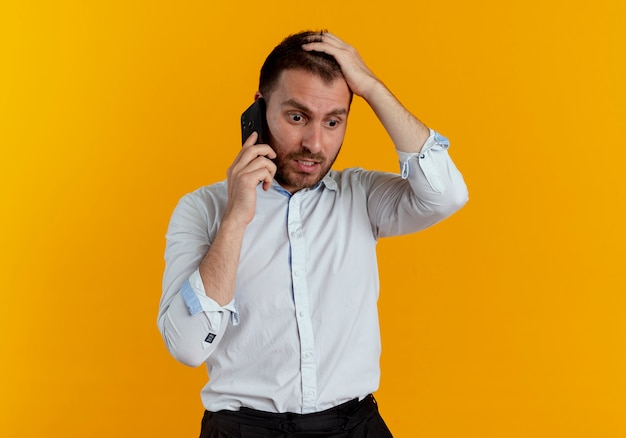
top-left (257, 31), bottom-right (352, 194)
top-left (259, 31), bottom-right (351, 102)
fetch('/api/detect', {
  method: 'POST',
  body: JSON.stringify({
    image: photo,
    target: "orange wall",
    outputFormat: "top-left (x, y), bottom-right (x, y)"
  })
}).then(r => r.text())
top-left (1, 1), bottom-right (625, 437)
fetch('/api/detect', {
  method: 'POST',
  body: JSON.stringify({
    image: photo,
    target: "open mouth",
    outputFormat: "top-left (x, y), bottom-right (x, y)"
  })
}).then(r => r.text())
top-left (294, 159), bottom-right (321, 173)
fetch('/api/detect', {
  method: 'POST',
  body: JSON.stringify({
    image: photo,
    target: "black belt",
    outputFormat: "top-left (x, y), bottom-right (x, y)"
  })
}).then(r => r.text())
top-left (205, 394), bottom-right (378, 435)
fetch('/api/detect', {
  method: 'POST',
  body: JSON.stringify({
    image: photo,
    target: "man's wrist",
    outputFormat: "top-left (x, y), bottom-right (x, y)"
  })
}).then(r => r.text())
top-left (220, 212), bottom-right (252, 236)
top-left (358, 77), bottom-right (387, 103)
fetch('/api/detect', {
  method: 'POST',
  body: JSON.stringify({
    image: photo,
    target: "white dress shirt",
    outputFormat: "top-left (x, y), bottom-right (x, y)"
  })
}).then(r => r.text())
top-left (158, 130), bottom-right (468, 414)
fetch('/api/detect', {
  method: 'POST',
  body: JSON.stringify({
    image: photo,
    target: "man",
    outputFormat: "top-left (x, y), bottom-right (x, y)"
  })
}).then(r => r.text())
top-left (158, 31), bottom-right (468, 437)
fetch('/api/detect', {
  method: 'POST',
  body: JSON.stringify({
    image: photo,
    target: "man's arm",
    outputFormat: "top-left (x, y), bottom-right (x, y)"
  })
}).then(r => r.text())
top-left (158, 132), bottom-right (276, 366)
top-left (198, 132), bottom-right (276, 306)
top-left (303, 32), bottom-right (430, 153)
top-left (304, 33), bottom-right (467, 235)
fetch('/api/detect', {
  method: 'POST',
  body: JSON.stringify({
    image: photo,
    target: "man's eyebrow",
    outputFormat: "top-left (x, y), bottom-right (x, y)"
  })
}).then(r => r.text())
top-left (281, 99), bottom-right (348, 117)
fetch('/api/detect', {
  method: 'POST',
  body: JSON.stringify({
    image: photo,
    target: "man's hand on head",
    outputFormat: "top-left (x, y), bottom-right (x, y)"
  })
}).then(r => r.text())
top-left (301, 32), bottom-right (381, 101)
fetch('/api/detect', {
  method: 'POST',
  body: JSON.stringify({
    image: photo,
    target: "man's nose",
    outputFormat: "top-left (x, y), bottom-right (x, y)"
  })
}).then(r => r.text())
top-left (301, 124), bottom-right (322, 153)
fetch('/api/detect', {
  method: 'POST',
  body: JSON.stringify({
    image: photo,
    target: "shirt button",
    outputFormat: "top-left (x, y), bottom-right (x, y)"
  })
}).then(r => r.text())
top-left (294, 271), bottom-right (300, 276)
top-left (304, 351), bottom-right (313, 359)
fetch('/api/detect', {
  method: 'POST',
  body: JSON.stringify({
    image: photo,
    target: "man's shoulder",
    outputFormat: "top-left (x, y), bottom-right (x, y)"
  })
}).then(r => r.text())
top-left (198, 179), bottom-right (228, 192)
top-left (174, 180), bottom-right (229, 214)
top-left (326, 167), bottom-right (367, 183)
top-left (324, 167), bottom-right (388, 189)
top-left (184, 180), bottom-right (228, 199)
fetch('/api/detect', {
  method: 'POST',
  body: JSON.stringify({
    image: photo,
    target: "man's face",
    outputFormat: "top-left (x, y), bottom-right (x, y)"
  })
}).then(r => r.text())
top-left (263, 69), bottom-right (351, 194)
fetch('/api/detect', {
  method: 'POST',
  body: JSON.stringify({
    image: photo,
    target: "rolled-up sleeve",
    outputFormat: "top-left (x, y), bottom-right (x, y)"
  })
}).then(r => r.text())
top-left (369, 129), bottom-right (468, 237)
top-left (158, 190), bottom-right (238, 367)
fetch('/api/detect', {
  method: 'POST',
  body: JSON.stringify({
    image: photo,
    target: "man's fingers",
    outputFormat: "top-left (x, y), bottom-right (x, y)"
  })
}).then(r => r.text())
top-left (239, 153), bottom-right (277, 182)
top-left (246, 155), bottom-right (277, 176)
top-left (243, 131), bottom-right (259, 148)
top-left (229, 126), bottom-right (277, 193)
top-left (242, 162), bottom-right (276, 191)
top-left (242, 132), bottom-right (276, 160)
top-left (233, 137), bottom-right (276, 171)
top-left (302, 31), bottom-right (344, 52)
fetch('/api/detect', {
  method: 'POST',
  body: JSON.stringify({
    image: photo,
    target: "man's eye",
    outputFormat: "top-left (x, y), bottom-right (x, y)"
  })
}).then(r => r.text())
top-left (327, 120), bottom-right (339, 128)
top-left (289, 114), bottom-right (303, 122)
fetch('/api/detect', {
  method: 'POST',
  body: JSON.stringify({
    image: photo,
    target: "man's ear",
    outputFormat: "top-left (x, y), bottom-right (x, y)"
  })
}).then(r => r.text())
top-left (254, 91), bottom-right (262, 101)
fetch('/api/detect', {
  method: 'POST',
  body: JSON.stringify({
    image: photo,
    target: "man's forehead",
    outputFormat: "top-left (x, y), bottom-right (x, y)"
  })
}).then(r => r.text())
top-left (280, 98), bottom-right (349, 116)
top-left (276, 68), bottom-right (347, 85)
top-left (268, 69), bottom-right (351, 109)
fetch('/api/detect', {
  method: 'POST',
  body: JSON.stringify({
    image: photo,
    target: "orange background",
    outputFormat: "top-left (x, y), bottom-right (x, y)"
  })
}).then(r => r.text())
top-left (2, 1), bottom-right (625, 437)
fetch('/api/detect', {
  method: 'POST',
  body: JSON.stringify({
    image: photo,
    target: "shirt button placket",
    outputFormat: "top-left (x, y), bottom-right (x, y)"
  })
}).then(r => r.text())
top-left (287, 193), bottom-right (318, 413)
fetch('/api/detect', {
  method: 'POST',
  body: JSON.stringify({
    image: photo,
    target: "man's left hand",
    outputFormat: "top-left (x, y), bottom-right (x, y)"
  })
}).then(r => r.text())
top-left (302, 32), bottom-right (381, 100)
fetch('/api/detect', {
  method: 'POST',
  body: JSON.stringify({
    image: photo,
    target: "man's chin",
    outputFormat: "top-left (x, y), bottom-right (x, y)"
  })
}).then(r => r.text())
top-left (277, 171), bottom-right (325, 193)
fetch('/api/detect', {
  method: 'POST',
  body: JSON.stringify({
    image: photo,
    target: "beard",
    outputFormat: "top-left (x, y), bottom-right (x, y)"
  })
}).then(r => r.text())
top-left (273, 148), bottom-right (341, 193)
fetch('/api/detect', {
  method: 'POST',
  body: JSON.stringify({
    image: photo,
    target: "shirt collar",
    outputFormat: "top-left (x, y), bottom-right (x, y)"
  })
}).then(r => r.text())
top-left (319, 172), bottom-right (338, 191)
top-left (271, 171), bottom-right (338, 196)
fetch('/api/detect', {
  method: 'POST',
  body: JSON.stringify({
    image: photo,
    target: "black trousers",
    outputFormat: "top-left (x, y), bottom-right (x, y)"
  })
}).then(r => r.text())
top-left (199, 395), bottom-right (394, 438)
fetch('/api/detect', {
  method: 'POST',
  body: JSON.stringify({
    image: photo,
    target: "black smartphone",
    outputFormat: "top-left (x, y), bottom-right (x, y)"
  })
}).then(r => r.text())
top-left (240, 98), bottom-right (269, 145)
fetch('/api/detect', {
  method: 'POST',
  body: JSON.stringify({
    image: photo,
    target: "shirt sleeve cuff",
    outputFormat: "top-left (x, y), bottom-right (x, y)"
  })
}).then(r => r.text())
top-left (181, 269), bottom-right (240, 326)
top-left (397, 129), bottom-right (450, 193)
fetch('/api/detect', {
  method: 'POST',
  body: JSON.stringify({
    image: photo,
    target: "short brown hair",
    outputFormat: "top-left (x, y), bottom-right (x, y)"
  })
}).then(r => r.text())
top-left (259, 30), bottom-right (349, 101)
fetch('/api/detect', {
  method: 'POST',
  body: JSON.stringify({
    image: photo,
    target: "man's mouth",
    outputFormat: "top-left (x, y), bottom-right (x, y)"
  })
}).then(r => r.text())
top-left (294, 158), bottom-right (321, 173)
top-left (297, 160), bottom-right (316, 167)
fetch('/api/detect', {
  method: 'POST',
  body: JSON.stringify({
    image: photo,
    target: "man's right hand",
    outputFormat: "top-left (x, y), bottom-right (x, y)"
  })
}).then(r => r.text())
top-left (224, 131), bottom-right (277, 227)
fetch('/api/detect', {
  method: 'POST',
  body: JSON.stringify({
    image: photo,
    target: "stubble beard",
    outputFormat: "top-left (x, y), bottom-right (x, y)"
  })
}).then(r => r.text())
top-left (273, 149), bottom-right (340, 192)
